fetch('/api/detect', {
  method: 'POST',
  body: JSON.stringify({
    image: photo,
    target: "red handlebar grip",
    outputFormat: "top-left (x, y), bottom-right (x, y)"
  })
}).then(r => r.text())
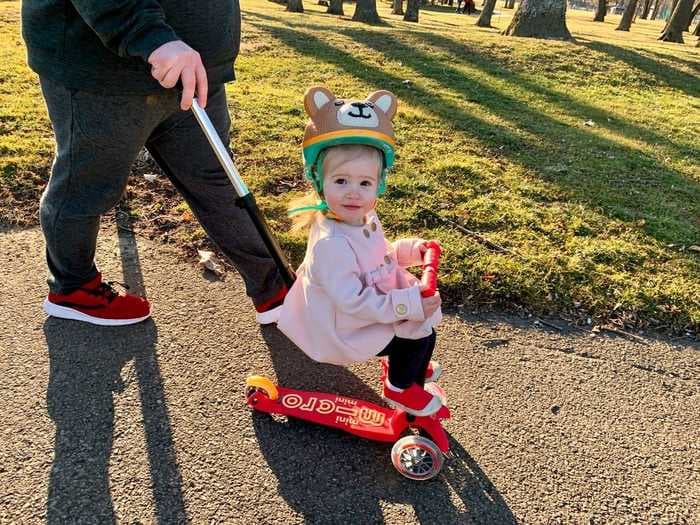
top-left (420, 241), bottom-right (442, 297)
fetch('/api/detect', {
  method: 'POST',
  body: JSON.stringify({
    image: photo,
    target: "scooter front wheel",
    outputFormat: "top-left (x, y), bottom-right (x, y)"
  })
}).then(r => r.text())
top-left (391, 435), bottom-right (444, 481)
top-left (245, 375), bottom-right (279, 401)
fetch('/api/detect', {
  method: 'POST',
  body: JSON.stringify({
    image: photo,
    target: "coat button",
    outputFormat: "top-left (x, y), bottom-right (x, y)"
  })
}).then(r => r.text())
top-left (371, 222), bottom-right (377, 232)
top-left (384, 255), bottom-right (391, 264)
top-left (395, 304), bottom-right (408, 316)
top-left (363, 229), bottom-right (370, 238)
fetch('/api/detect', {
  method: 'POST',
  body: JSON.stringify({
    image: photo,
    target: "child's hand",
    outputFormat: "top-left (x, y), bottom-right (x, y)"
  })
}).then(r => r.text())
top-left (419, 240), bottom-right (441, 256)
top-left (420, 290), bottom-right (441, 318)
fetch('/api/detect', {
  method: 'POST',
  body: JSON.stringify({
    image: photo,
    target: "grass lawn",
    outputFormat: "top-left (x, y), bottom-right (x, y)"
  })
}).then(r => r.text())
top-left (1, 0), bottom-right (699, 333)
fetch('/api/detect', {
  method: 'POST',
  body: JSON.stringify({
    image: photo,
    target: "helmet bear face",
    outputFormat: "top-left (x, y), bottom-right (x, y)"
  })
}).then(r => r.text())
top-left (302, 86), bottom-right (397, 195)
top-left (337, 100), bottom-right (380, 128)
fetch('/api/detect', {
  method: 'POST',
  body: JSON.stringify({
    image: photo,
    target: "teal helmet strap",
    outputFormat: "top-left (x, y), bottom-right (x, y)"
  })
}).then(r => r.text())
top-left (287, 199), bottom-right (328, 217)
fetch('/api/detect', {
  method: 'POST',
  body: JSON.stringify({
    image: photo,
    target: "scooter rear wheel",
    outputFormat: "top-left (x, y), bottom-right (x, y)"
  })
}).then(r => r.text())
top-left (245, 375), bottom-right (279, 401)
top-left (391, 435), bottom-right (443, 481)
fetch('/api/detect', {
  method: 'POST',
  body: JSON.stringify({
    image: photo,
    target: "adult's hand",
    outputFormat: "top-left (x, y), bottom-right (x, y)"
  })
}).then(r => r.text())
top-left (148, 40), bottom-right (208, 110)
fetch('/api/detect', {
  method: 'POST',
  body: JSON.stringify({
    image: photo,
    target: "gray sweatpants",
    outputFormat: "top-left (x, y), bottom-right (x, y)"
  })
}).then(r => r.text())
top-left (39, 77), bottom-right (283, 304)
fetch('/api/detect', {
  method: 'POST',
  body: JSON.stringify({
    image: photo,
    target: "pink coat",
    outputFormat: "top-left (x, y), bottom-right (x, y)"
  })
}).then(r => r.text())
top-left (277, 211), bottom-right (442, 365)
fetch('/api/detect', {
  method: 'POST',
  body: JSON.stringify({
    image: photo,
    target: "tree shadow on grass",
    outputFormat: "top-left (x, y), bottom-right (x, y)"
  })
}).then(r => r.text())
top-left (408, 30), bottom-right (699, 162)
top-left (247, 13), bottom-right (700, 246)
top-left (635, 48), bottom-right (700, 75)
top-left (249, 9), bottom-right (699, 162)
top-left (253, 325), bottom-right (517, 524)
top-left (577, 39), bottom-right (700, 96)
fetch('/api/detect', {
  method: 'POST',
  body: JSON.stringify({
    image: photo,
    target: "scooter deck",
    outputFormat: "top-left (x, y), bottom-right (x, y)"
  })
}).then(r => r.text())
top-left (247, 385), bottom-right (450, 447)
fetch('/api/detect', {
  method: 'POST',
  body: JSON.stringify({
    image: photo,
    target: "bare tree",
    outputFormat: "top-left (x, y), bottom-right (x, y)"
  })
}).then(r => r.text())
top-left (659, 0), bottom-right (693, 41)
top-left (640, 0), bottom-right (652, 17)
top-left (685, 0), bottom-right (700, 30)
top-left (593, 0), bottom-right (607, 21)
top-left (650, 0), bottom-right (662, 18)
top-left (477, 0), bottom-right (498, 24)
top-left (503, 0), bottom-right (572, 39)
top-left (506, 0), bottom-right (516, 6)
top-left (404, 0), bottom-right (421, 20)
top-left (353, 0), bottom-right (381, 22)
top-left (616, 0), bottom-right (639, 29)
top-left (328, 0), bottom-right (344, 15)
top-left (392, 0), bottom-right (405, 14)
top-left (695, 18), bottom-right (700, 34)
top-left (287, 0), bottom-right (304, 12)
top-left (663, 0), bottom-right (680, 22)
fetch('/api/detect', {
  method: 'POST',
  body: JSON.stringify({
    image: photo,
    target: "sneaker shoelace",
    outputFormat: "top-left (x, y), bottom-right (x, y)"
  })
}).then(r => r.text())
top-left (79, 281), bottom-right (129, 303)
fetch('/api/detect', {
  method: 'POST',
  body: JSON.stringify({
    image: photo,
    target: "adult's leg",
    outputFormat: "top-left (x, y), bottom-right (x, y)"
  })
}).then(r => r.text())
top-left (145, 85), bottom-right (284, 305)
top-left (39, 78), bottom-right (161, 293)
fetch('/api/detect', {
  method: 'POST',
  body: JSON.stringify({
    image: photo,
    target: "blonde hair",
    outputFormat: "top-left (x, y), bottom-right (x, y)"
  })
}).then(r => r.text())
top-left (289, 144), bottom-right (382, 233)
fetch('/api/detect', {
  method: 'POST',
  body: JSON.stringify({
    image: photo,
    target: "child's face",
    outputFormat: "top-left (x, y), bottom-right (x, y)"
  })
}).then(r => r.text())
top-left (322, 153), bottom-right (380, 226)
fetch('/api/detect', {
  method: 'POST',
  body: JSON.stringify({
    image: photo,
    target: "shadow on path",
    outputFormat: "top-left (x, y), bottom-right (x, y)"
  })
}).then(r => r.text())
top-left (253, 325), bottom-right (517, 523)
top-left (44, 208), bottom-right (187, 524)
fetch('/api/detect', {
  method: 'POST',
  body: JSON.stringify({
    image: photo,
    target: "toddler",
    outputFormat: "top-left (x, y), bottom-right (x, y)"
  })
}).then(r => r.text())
top-left (277, 86), bottom-right (443, 416)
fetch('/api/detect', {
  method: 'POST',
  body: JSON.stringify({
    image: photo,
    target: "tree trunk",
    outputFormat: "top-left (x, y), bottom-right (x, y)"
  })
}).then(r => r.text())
top-left (659, 0), bottom-right (693, 41)
top-left (287, 0), bottom-right (304, 11)
top-left (404, 0), bottom-right (421, 21)
top-left (328, 0), bottom-right (344, 14)
top-left (477, 0), bottom-right (498, 25)
top-left (695, 18), bottom-right (700, 34)
top-left (685, 1), bottom-right (700, 30)
top-left (352, 0), bottom-right (381, 22)
top-left (616, 0), bottom-right (639, 29)
top-left (392, 0), bottom-right (405, 14)
top-left (593, 0), bottom-right (606, 21)
top-left (506, 0), bottom-right (516, 7)
top-left (640, 0), bottom-right (652, 17)
top-left (663, 0), bottom-right (680, 25)
top-left (503, 0), bottom-right (572, 39)
top-left (650, 0), bottom-right (660, 18)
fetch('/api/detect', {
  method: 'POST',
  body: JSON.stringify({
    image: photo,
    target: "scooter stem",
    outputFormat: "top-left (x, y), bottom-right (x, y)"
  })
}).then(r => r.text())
top-left (191, 98), bottom-right (296, 288)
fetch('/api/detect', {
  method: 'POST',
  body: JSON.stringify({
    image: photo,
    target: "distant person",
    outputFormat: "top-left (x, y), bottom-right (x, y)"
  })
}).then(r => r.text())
top-left (457, 0), bottom-right (476, 14)
top-left (21, 1), bottom-right (287, 326)
top-left (276, 86), bottom-right (444, 416)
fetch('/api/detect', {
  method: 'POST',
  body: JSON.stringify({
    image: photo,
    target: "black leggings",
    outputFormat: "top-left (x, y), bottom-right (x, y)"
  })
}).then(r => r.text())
top-left (377, 330), bottom-right (436, 389)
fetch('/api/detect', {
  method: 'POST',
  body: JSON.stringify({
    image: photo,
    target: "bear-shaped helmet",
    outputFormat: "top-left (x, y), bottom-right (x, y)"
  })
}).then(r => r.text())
top-left (301, 86), bottom-right (397, 195)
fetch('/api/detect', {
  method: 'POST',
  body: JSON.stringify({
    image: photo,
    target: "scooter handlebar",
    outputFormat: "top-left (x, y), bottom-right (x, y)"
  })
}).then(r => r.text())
top-left (420, 240), bottom-right (441, 298)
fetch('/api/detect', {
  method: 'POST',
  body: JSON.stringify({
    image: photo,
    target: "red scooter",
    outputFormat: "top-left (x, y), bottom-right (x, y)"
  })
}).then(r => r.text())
top-left (191, 101), bottom-right (451, 481)
top-left (245, 242), bottom-right (450, 481)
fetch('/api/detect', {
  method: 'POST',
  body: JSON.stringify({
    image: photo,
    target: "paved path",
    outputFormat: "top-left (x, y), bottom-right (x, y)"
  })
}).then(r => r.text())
top-left (1, 224), bottom-right (698, 524)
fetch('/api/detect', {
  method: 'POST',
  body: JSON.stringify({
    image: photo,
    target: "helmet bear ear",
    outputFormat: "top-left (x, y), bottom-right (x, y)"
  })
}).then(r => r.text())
top-left (304, 86), bottom-right (336, 118)
top-left (367, 90), bottom-right (397, 120)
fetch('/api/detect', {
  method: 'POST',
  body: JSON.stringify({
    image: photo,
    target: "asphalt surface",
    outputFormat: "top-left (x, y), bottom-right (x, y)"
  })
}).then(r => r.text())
top-left (1, 223), bottom-right (698, 524)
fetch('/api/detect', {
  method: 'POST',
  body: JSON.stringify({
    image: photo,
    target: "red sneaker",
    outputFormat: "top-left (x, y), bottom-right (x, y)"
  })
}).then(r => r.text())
top-left (255, 285), bottom-right (288, 325)
top-left (380, 357), bottom-right (442, 384)
top-left (43, 273), bottom-right (151, 326)
top-left (382, 382), bottom-right (442, 416)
